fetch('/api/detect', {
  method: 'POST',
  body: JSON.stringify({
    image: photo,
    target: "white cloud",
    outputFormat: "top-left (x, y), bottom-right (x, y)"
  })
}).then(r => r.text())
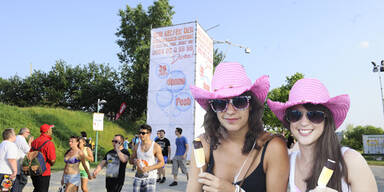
top-left (360, 41), bottom-right (369, 48)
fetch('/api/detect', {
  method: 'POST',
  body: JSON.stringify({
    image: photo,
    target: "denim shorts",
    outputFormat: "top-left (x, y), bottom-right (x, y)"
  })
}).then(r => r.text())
top-left (63, 174), bottom-right (80, 186)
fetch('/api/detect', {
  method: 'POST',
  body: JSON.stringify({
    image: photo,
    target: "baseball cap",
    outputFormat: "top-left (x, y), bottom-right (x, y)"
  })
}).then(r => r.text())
top-left (40, 124), bottom-right (54, 133)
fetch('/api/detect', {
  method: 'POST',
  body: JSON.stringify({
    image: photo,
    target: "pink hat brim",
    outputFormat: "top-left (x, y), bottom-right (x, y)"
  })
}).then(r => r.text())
top-left (267, 94), bottom-right (350, 129)
top-left (191, 75), bottom-right (270, 110)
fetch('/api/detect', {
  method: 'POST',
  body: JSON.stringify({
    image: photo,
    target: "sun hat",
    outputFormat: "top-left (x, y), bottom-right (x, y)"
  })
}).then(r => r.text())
top-left (190, 62), bottom-right (270, 110)
top-left (267, 78), bottom-right (350, 129)
top-left (40, 124), bottom-right (54, 133)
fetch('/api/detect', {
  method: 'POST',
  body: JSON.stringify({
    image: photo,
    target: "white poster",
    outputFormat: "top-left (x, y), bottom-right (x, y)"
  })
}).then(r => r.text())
top-left (147, 21), bottom-right (213, 158)
top-left (93, 113), bottom-right (104, 131)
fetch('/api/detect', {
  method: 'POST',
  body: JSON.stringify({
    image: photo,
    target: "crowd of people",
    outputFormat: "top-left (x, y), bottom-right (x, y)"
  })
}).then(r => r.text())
top-left (0, 61), bottom-right (380, 192)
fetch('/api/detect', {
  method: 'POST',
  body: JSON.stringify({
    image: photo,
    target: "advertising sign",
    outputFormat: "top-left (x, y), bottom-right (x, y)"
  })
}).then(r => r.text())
top-left (147, 21), bottom-right (213, 158)
top-left (363, 135), bottom-right (384, 154)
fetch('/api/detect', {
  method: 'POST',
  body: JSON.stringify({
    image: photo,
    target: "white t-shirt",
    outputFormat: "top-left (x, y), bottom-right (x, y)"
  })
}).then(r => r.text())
top-left (15, 135), bottom-right (30, 174)
top-left (0, 140), bottom-right (18, 174)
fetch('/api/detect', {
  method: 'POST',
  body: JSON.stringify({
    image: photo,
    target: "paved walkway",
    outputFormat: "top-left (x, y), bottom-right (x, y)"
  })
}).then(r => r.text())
top-left (22, 165), bottom-right (384, 191)
top-left (23, 164), bottom-right (187, 192)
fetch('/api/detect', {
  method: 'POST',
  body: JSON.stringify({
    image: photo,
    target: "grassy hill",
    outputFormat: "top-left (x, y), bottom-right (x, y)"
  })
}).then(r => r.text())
top-left (0, 103), bottom-right (137, 169)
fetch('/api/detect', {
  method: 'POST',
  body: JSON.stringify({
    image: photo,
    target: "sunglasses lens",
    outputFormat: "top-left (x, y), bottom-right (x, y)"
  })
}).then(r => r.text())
top-left (286, 110), bottom-right (302, 122)
top-left (210, 99), bottom-right (228, 112)
top-left (307, 111), bottom-right (325, 124)
top-left (139, 132), bottom-right (147, 135)
top-left (232, 97), bottom-right (249, 110)
top-left (112, 140), bottom-right (117, 143)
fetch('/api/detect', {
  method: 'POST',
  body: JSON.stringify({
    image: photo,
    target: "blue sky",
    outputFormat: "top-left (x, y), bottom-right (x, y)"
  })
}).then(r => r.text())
top-left (1, 0), bottom-right (384, 130)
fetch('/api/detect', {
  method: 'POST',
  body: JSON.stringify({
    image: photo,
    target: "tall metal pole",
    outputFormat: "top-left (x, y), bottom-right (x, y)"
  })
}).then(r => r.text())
top-left (377, 72), bottom-right (384, 118)
top-left (95, 99), bottom-right (100, 162)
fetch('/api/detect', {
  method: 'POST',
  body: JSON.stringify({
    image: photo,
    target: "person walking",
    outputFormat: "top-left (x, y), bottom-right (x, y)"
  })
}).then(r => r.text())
top-left (130, 124), bottom-right (164, 192)
top-left (0, 128), bottom-right (18, 191)
top-left (123, 137), bottom-right (130, 151)
top-left (79, 137), bottom-right (93, 192)
top-left (93, 134), bottom-right (129, 192)
top-left (154, 129), bottom-right (170, 184)
top-left (61, 136), bottom-right (92, 192)
top-left (268, 78), bottom-right (377, 191)
top-left (30, 124), bottom-right (56, 192)
top-left (169, 127), bottom-right (189, 187)
top-left (12, 128), bottom-right (33, 192)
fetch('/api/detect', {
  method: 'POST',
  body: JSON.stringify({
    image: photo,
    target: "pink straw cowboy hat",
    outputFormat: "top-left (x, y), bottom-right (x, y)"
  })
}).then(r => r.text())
top-left (267, 78), bottom-right (350, 129)
top-left (190, 62), bottom-right (270, 110)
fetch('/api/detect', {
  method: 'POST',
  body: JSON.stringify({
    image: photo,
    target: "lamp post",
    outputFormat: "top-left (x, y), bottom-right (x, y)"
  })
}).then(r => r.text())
top-left (213, 40), bottom-right (251, 54)
top-left (371, 60), bottom-right (384, 118)
top-left (95, 99), bottom-right (107, 162)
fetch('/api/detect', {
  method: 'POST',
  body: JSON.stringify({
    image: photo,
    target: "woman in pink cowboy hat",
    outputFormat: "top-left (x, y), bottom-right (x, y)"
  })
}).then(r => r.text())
top-left (187, 62), bottom-right (289, 192)
top-left (268, 78), bottom-right (377, 192)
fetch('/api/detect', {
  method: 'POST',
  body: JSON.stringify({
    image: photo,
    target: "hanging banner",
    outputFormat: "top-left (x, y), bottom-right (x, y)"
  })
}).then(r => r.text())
top-left (147, 21), bottom-right (213, 158)
top-left (115, 102), bottom-right (127, 120)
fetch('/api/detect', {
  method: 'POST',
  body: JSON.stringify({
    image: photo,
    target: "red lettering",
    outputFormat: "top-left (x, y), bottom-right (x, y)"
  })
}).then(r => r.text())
top-left (159, 65), bottom-right (167, 76)
top-left (176, 97), bottom-right (191, 106)
top-left (167, 78), bottom-right (185, 85)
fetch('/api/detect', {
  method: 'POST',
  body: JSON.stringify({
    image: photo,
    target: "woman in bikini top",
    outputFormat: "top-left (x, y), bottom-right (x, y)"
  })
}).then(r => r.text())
top-left (61, 136), bottom-right (92, 192)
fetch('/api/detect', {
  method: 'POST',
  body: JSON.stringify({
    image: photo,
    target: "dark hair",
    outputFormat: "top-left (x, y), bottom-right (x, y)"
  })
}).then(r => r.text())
top-left (159, 129), bottom-right (165, 133)
top-left (114, 134), bottom-right (125, 142)
top-left (140, 124), bottom-right (152, 133)
top-left (2, 128), bottom-right (15, 140)
top-left (285, 103), bottom-right (348, 191)
top-left (65, 136), bottom-right (80, 156)
top-left (203, 91), bottom-right (265, 154)
top-left (175, 127), bottom-right (183, 134)
top-left (81, 131), bottom-right (87, 138)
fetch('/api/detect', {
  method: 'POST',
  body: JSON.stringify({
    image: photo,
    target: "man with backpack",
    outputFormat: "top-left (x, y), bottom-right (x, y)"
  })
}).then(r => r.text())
top-left (30, 124), bottom-right (56, 192)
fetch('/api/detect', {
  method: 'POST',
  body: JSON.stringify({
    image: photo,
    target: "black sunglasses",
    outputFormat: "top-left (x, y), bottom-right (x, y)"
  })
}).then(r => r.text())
top-left (209, 96), bottom-right (251, 113)
top-left (139, 131), bottom-right (148, 135)
top-left (285, 110), bottom-right (326, 124)
top-left (112, 140), bottom-right (120, 143)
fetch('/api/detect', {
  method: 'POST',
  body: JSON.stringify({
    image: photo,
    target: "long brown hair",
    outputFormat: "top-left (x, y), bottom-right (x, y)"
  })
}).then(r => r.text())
top-left (203, 91), bottom-right (265, 154)
top-left (286, 103), bottom-right (349, 191)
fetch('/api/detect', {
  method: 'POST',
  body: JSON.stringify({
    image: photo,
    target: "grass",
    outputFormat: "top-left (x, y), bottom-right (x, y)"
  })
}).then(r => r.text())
top-left (367, 160), bottom-right (384, 166)
top-left (0, 103), bottom-right (138, 169)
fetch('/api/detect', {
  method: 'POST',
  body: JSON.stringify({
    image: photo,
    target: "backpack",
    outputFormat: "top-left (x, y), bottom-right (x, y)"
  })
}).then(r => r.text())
top-left (22, 140), bottom-right (50, 176)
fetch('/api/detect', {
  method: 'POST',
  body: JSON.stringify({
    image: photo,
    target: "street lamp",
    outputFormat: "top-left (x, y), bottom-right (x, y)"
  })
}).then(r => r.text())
top-left (95, 99), bottom-right (107, 162)
top-left (371, 60), bottom-right (384, 118)
top-left (213, 40), bottom-right (251, 54)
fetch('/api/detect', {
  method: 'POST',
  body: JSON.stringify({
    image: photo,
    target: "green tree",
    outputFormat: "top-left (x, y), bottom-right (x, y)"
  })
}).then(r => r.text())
top-left (116, 0), bottom-right (174, 120)
top-left (341, 124), bottom-right (384, 150)
top-left (263, 73), bottom-right (304, 133)
top-left (213, 48), bottom-right (225, 68)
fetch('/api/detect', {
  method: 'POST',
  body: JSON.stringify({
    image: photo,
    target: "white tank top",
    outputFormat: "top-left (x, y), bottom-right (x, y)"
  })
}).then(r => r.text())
top-left (137, 141), bottom-right (157, 179)
top-left (289, 147), bottom-right (351, 192)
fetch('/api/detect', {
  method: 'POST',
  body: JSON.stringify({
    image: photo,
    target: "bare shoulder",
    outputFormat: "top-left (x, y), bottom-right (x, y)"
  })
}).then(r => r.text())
top-left (267, 136), bottom-right (287, 151)
top-left (343, 148), bottom-right (368, 168)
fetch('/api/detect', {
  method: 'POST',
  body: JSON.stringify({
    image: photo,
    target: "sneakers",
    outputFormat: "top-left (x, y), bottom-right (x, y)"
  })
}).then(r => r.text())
top-left (156, 178), bottom-right (161, 183)
top-left (160, 177), bottom-right (166, 183)
top-left (169, 181), bottom-right (178, 186)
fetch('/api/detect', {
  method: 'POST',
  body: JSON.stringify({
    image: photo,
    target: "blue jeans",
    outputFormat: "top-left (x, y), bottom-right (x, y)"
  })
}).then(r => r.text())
top-left (11, 174), bottom-right (28, 192)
